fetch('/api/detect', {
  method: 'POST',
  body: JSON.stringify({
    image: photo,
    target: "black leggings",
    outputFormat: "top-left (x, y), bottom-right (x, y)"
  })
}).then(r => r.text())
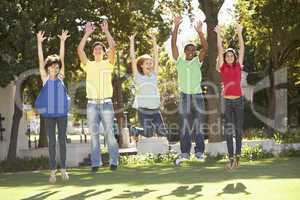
top-left (223, 97), bottom-right (244, 158)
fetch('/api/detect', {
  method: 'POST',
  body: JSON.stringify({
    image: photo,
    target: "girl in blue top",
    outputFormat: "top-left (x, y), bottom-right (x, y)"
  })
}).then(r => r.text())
top-left (36, 30), bottom-right (70, 183)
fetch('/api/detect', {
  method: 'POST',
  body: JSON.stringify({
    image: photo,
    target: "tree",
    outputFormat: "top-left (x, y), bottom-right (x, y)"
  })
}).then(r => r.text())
top-left (198, 0), bottom-right (225, 142)
top-left (237, 0), bottom-right (300, 134)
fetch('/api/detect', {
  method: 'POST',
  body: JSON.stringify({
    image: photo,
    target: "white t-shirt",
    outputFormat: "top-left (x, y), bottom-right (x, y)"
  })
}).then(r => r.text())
top-left (133, 72), bottom-right (160, 109)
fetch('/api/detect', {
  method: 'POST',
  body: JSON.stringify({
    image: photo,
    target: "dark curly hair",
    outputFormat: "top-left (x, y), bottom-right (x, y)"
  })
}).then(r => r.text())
top-left (44, 54), bottom-right (62, 72)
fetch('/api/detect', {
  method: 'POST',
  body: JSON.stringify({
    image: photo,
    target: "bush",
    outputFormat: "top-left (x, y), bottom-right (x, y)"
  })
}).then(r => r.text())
top-left (273, 129), bottom-right (300, 144)
top-left (0, 157), bottom-right (49, 173)
top-left (242, 144), bottom-right (273, 160)
top-left (120, 151), bottom-right (178, 165)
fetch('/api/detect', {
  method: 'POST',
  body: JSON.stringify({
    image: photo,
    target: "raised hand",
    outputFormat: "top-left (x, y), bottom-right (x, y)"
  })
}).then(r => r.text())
top-left (85, 22), bottom-right (95, 35)
top-left (100, 20), bottom-right (109, 33)
top-left (173, 16), bottom-right (183, 27)
top-left (194, 20), bottom-right (203, 33)
top-left (213, 25), bottom-right (221, 35)
top-left (58, 30), bottom-right (70, 42)
top-left (236, 24), bottom-right (243, 35)
top-left (129, 34), bottom-right (136, 42)
top-left (37, 31), bottom-right (46, 43)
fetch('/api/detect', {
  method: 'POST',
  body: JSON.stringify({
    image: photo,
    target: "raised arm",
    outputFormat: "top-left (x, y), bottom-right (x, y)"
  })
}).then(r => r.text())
top-left (101, 20), bottom-right (116, 65)
top-left (129, 34), bottom-right (137, 75)
top-left (77, 22), bottom-right (95, 65)
top-left (151, 34), bottom-right (159, 74)
top-left (214, 25), bottom-right (224, 71)
top-left (236, 24), bottom-right (244, 66)
top-left (57, 30), bottom-right (70, 78)
top-left (194, 21), bottom-right (208, 63)
top-left (36, 31), bottom-right (47, 82)
top-left (171, 16), bottom-right (182, 61)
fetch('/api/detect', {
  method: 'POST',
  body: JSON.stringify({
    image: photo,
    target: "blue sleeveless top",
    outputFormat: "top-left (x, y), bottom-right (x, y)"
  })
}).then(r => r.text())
top-left (35, 78), bottom-right (70, 118)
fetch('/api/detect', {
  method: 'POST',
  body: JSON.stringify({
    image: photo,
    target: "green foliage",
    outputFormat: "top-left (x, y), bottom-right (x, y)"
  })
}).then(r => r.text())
top-left (120, 151), bottom-right (178, 165)
top-left (158, 50), bottom-right (179, 127)
top-left (0, 157), bottom-right (49, 173)
top-left (242, 144), bottom-right (273, 160)
top-left (273, 129), bottom-right (300, 144)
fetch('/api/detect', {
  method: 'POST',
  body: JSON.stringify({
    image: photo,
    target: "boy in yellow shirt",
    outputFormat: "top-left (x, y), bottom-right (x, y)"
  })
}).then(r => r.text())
top-left (77, 18), bottom-right (119, 171)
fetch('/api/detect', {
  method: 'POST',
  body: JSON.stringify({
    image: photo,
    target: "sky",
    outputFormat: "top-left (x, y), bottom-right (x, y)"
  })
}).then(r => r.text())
top-left (164, 0), bottom-right (236, 55)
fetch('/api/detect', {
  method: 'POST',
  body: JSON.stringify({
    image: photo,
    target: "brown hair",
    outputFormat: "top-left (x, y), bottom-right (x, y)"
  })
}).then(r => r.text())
top-left (44, 54), bottom-right (62, 72)
top-left (223, 48), bottom-right (238, 65)
top-left (136, 54), bottom-right (152, 75)
top-left (92, 41), bottom-right (106, 53)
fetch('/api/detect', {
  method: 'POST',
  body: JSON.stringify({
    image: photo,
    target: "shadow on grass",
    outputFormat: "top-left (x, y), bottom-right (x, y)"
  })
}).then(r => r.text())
top-left (217, 182), bottom-right (251, 196)
top-left (157, 185), bottom-right (203, 200)
top-left (0, 157), bottom-right (299, 188)
top-left (20, 191), bottom-right (58, 200)
top-left (108, 188), bottom-right (156, 199)
top-left (63, 189), bottom-right (112, 200)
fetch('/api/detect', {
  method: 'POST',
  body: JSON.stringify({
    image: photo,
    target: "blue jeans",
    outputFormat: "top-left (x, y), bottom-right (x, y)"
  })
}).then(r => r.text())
top-left (137, 108), bottom-right (168, 137)
top-left (223, 97), bottom-right (244, 158)
top-left (44, 116), bottom-right (68, 170)
top-left (179, 92), bottom-right (205, 158)
top-left (87, 101), bottom-right (119, 167)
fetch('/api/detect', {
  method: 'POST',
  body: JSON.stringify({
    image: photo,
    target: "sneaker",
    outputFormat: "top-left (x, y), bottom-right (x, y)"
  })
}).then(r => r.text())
top-left (48, 170), bottom-right (56, 184)
top-left (61, 169), bottom-right (69, 181)
top-left (91, 166), bottom-right (99, 172)
top-left (174, 157), bottom-right (188, 166)
top-left (110, 164), bottom-right (117, 171)
top-left (195, 153), bottom-right (205, 162)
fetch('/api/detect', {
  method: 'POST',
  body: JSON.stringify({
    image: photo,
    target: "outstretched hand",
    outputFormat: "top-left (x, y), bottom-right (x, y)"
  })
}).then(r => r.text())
top-left (236, 24), bottom-right (243, 35)
top-left (213, 25), bottom-right (221, 34)
top-left (129, 34), bottom-right (136, 42)
top-left (37, 31), bottom-right (46, 43)
top-left (173, 16), bottom-right (183, 27)
top-left (194, 21), bottom-right (203, 33)
top-left (58, 30), bottom-right (70, 41)
top-left (100, 20), bottom-right (109, 33)
top-left (85, 22), bottom-right (96, 35)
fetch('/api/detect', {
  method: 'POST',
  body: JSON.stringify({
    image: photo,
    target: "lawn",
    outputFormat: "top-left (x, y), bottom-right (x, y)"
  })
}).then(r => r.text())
top-left (0, 157), bottom-right (300, 200)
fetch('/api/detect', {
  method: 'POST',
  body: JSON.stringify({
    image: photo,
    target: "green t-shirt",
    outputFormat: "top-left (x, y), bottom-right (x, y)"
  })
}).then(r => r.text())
top-left (176, 56), bottom-right (203, 94)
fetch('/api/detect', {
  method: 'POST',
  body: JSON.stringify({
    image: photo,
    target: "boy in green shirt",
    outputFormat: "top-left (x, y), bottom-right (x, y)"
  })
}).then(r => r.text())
top-left (171, 16), bottom-right (208, 165)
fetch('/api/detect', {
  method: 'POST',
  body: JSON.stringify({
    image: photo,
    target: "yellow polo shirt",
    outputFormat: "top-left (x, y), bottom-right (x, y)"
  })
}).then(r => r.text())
top-left (81, 60), bottom-right (114, 99)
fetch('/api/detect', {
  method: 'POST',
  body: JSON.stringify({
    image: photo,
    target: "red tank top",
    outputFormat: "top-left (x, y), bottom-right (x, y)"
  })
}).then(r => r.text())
top-left (220, 63), bottom-right (243, 96)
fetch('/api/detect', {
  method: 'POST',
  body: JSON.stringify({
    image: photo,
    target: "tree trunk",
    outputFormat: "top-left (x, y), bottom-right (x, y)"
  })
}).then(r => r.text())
top-left (112, 52), bottom-right (125, 146)
top-left (199, 0), bottom-right (224, 142)
top-left (7, 102), bottom-right (23, 161)
top-left (38, 115), bottom-right (48, 147)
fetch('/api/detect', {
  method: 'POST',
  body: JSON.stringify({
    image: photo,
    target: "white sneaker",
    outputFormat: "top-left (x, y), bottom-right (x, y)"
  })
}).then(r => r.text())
top-left (174, 157), bottom-right (188, 166)
top-left (195, 153), bottom-right (205, 162)
top-left (61, 169), bottom-right (69, 181)
top-left (49, 170), bottom-right (56, 184)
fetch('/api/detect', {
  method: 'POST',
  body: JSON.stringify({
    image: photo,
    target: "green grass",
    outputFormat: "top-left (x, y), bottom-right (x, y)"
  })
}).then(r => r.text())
top-left (0, 157), bottom-right (300, 200)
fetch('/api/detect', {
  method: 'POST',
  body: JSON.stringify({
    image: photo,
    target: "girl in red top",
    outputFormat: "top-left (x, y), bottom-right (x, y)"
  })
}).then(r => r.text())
top-left (215, 24), bottom-right (245, 169)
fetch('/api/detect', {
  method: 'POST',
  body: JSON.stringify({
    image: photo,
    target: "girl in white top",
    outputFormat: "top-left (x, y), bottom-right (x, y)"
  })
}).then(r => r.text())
top-left (129, 33), bottom-right (167, 138)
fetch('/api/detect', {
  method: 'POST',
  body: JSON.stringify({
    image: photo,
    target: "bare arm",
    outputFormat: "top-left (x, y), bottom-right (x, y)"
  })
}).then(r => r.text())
top-left (236, 24), bottom-right (244, 66)
top-left (214, 25), bottom-right (224, 71)
top-left (77, 22), bottom-right (95, 66)
top-left (36, 31), bottom-right (47, 82)
top-left (194, 21), bottom-right (208, 63)
top-left (101, 21), bottom-right (116, 65)
top-left (171, 16), bottom-right (182, 61)
top-left (151, 34), bottom-right (159, 74)
top-left (129, 34), bottom-right (137, 75)
top-left (58, 30), bottom-right (70, 78)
